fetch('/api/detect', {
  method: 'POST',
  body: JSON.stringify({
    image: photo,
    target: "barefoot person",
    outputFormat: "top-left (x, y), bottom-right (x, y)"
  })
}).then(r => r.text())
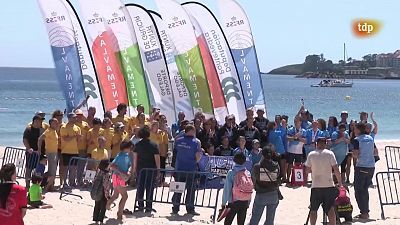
top-left (107, 141), bottom-right (133, 221)
top-left (305, 137), bottom-right (342, 225)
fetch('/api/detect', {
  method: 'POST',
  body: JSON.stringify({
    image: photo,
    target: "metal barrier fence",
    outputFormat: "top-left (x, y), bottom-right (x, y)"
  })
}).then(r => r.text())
top-left (1, 147), bottom-right (39, 179)
top-left (133, 168), bottom-right (223, 223)
top-left (385, 146), bottom-right (400, 171)
top-left (375, 171), bottom-right (400, 219)
top-left (59, 157), bottom-right (100, 200)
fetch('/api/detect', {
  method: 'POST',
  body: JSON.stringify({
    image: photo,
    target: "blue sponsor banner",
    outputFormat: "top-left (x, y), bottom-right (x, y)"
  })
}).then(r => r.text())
top-left (198, 155), bottom-right (253, 175)
top-left (51, 44), bottom-right (86, 113)
top-left (232, 46), bottom-right (264, 109)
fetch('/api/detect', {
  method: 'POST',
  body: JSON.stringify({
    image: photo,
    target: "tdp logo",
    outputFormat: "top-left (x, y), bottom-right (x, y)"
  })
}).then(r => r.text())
top-left (83, 75), bottom-right (98, 99)
top-left (352, 19), bottom-right (381, 38)
top-left (222, 77), bottom-right (241, 102)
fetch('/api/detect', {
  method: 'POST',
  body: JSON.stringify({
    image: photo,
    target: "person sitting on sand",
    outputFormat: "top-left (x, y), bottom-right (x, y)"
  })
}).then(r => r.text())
top-left (28, 173), bottom-right (52, 209)
top-left (33, 155), bottom-right (55, 192)
top-left (107, 141), bottom-right (133, 221)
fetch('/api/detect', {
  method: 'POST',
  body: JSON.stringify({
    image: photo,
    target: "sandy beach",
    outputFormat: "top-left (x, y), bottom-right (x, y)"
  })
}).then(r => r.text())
top-left (1, 141), bottom-right (400, 225)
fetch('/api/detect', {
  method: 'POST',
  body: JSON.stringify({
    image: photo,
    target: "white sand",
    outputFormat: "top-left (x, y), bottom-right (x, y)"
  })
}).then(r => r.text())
top-left (1, 141), bottom-right (400, 225)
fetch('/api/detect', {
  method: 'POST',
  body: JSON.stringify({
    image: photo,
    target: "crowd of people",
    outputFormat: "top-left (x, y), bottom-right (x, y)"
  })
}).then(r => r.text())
top-left (0, 102), bottom-right (380, 225)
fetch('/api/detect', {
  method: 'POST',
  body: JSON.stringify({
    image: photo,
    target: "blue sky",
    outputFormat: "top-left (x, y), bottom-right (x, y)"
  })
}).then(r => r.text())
top-left (0, 0), bottom-right (398, 72)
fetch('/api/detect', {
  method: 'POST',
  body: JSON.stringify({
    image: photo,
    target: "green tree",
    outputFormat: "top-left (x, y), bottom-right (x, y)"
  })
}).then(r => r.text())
top-left (304, 54), bottom-right (321, 72)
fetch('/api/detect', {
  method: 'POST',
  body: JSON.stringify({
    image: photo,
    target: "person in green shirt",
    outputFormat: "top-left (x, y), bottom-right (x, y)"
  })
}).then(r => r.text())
top-left (28, 174), bottom-right (52, 209)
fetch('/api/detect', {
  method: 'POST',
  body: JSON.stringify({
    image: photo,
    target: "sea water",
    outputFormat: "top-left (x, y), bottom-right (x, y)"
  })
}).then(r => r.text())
top-left (0, 73), bottom-right (399, 147)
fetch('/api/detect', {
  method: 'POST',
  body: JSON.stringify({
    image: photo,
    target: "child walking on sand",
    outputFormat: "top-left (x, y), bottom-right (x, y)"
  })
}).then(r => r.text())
top-left (106, 141), bottom-right (133, 221)
top-left (221, 152), bottom-right (253, 225)
top-left (91, 159), bottom-right (112, 224)
top-left (28, 173), bottom-right (52, 209)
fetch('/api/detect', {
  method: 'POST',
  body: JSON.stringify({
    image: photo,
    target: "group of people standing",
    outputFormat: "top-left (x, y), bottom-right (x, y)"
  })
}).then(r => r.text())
top-left (0, 102), bottom-right (379, 225)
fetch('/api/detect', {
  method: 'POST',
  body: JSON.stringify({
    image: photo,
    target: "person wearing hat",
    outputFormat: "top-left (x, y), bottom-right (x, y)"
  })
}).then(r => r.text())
top-left (305, 137), bottom-right (342, 225)
top-left (26, 111), bottom-right (50, 130)
top-left (110, 122), bottom-right (129, 161)
top-left (23, 115), bottom-right (46, 188)
top-left (248, 144), bottom-right (280, 225)
top-left (254, 108), bottom-right (269, 133)
top-left (250, 139), bottom-right (262, 165)
top-left (59, 112), bottom-right (81, 187)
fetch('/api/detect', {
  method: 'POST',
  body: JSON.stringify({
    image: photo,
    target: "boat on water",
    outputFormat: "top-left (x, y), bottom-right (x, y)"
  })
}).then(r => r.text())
top-left (311, 79), bottom-right (353, 88)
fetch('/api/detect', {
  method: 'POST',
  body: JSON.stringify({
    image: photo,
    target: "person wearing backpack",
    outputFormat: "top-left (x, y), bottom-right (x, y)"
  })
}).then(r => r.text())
top-left (249, 144), bottom-right (280, 225)
top-left (221, 152), bottom-right (253, 225)
top-left (91, 159), bottom-right (112, 224)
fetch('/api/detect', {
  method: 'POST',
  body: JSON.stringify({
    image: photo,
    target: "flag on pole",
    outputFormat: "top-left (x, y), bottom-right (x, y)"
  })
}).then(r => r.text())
top-left (77, 0), bottom-right (128, 114)
top-left (125, 4), bottom-right (176, 123)
top-left (63, 0), bottom-right (105, 117)
top-left (150, 11), bottom-right (194, 121)
top-left (156, 0), bottom-right (214, 118)
top-left (37, 0), bottom-right (86, 113)
top-left (183, 2), bottom-right (247, 122)
top-left (218, 0), bottom-right (266, 111)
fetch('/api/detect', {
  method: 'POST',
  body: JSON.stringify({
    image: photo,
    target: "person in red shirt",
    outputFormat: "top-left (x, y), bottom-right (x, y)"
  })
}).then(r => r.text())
top-left (0, 163), bottom-right (27, 225)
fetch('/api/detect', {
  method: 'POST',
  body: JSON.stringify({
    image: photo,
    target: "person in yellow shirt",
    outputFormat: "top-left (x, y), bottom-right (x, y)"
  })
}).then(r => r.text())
top-left (75, 109), bottom-right (90, 155)
top-left (86, 107), bottom-right (97, 128)
top-left (110, 122), bottom-right (129, 161)
top-left (112, 103), bottom-right (132, 136)
top-left (132, 112), bottom-right (150, 130)
top-left (51, 109), bottom-right (65, 185)
top-left (149, 121), bottom-right (162, 146)
top-left (102, 118), bottom-right (114, 151)
top-left (87, 118), bottom-right (104, 156)
top-left (158, 115), bottom-right (171, 172)
top-left (91, 136), bottom-right (109, 161)
top-left (60, 113), bottom-right (81, 187)
top-left (38, 118), bottom-right (59, 185)
top-left (75, 109), bottom-right (90, 186)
